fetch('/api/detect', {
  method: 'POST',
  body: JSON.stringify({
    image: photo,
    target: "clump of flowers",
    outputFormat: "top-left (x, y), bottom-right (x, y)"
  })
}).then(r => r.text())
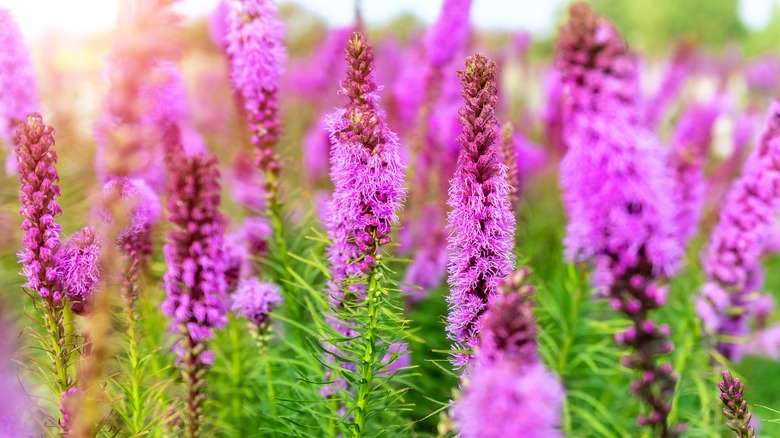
top-left (445, 53), bottom-right (515, 368)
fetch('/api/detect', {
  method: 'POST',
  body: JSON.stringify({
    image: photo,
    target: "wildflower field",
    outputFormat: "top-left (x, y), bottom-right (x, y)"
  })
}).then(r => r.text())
top-left (1, 0), bottom-right (780, 436)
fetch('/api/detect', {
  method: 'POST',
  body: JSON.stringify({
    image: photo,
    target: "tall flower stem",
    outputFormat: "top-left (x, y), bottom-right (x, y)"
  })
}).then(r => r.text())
top-left (43, 303), bottom-right (70, 397)
top-left (353, 263), bottom-right (380, 437)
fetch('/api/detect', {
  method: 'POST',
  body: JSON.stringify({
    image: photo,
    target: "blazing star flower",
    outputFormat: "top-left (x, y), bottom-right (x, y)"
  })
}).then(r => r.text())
top-left (0, 8), bottom-right (40, 174)
top-left (645, 40), bottom-right (693, 128)
top-left (669, 96), bottom-right (728, 246)
top-left (718, 370), bottom-right (756, 438)
top-left (456, 269), bottom-right (563, 438)
top-left (456, 361), bottom-right (564, 438)
top-left (94, 1), bottom-right (181, 188)
top-left (289, 26), bottom-right (353, 99)
top-left (446, 54), bottom-right (515, 368)
top-left (325, 32), bottom-right (406, 286)
top-left (745, 54), bottom-right (780, 96)
top-left (401, 212), bottom-right (448, 302)
top-left (208, 0), bottom-right (230, 51)
top-left (55, 227), bottom-right (103, 315)
top-left (302, 113), bottom-right (332, 185)
top-left (228, 151), bottom-right (267, 211)
top-left (226, 0), bottom-right (287, 180)
top-left (557, 4), bottom-right (682, 434)
top-left (231, 278), bottom-right (283, 325)
top-left (15, 114), bottom-right (63, 303)
top-left (700, 101), bottom-right (780, 361)
top-left (425, 0), bottom-right (473, 69)
top-left (163, 147), bottom-right (228, 359)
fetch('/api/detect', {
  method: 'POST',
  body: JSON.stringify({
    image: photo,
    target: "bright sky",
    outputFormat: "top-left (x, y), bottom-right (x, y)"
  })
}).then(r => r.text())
top-left (0, 0), bottom-right (775, 43)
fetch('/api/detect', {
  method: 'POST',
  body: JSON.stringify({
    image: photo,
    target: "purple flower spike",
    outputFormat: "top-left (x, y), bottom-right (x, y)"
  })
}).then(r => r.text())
top-left (669, 96), bottom-right (728, 246)
top-left (557, 5), bottom-right (683, 435)
top-left (445, 54), bottom-right (515, 368)
top-left (455, 268), bottom-right (564, 438)
top-left (227, 0), bottom-right (287, 182)
top-left (15, 113), bottom-right (64, 303)
top-left (163, 149), bottom-right (228, 359)
top-left (55, 227), bottom-right (103, 315)
top-left (228, 151), bottom-right (267, 212)
top-left (0, 7), bottom-right (40, 174)
top-left (456, 362), bottom-right (564, 438)
top-left (325, 32), bottom-right (406, 287)
top-left (231, 278), bottom-right (283, 326)
top-left (718, 370), bottom-right (756, 438)
top-left (700, 101), bottom-right (780, 361)
top-left (425, 0), bottom-right (473, 69)
top-left (162, 146), bottom-right (228, 436)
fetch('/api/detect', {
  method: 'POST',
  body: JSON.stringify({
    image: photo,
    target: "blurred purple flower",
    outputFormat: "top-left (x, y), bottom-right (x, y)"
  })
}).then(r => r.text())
top-left (208, 0), bottom-right (230, 51)
top-left (557, 5), bottom-right (681, 433)
top-left (425, 0), bottom-right (473, 69)
top-left (0, 7), bottom-right (40, 174)
top-left (645, 40), bottom-right (693, 128)
top-left (15, 114), bottom-right (63, 303)
top-left (541, 67), bottom-right (565, 153)
top-left (700, 101), bottom-right (780, 361)
top-left (455, 361), bottom-right (564, 438)
top-left (228, 151), bottom-right (267, 211)
top-left (231, 278), bottom-right (282, 325)
top-left (289, 27), bottom-right (352, 99)
top-left (669, 96), bottom-right (728, 246)
top-left (302, 113), bottom-right (331, 185)
top-left (446, 54), bottom-right (515, 368)
top-left (745, 324), bottom-right (780, 359)
top-left (745, 54), bottom-right (780, 95)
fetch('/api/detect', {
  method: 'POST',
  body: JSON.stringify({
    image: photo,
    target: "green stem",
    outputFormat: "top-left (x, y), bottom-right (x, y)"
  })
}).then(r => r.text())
top-left (43, 302), bottom-right (70, 397)
top-left (230, 323), bottom-right (244, 437)
top-left (558, 265), bottom-right (586, 436)
top-left (126, 300), bottom-right (144, 432)
top-left (266, 169), bottom-right (290, 276)
top-left (256, 325), bottom-right (277, 417)
top-left (352, 269), bottom-right (380, 438)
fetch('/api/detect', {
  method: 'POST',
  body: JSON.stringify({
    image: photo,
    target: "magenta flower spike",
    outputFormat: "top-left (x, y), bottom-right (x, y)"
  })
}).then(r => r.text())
top-left (162, 145), bottom-right (228, 436)
top-left (94, 1), bottom-right (181, 187)
top-left (669, 96), bottom-right (728, 246)
top-left (95, 177), bottom-right (161, 305)
top-left (645, 40), bottom-right (693, 128)
top-left (699, 101), bottom-right (780, 361)
top-left (226, 0), bottom-right (287, 182)
top-left (445, 54), bottom-right (515, 368)
top-left (557, 4), bottom-right (682, 435)
top-left (425, 0), bottom-right (474, 69)
top-left (324, 32), bottom-right (406, 287)
top-left (321, 32), bottom-right (406, 401)
top-left (455, 269), bottom-right (564, 438)
top-left (15, 113), bottom-right (63, 303)
top-left (718, 371), bottom-right (756, 438)
top-left (0, 8), bottom-right (40, 174)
